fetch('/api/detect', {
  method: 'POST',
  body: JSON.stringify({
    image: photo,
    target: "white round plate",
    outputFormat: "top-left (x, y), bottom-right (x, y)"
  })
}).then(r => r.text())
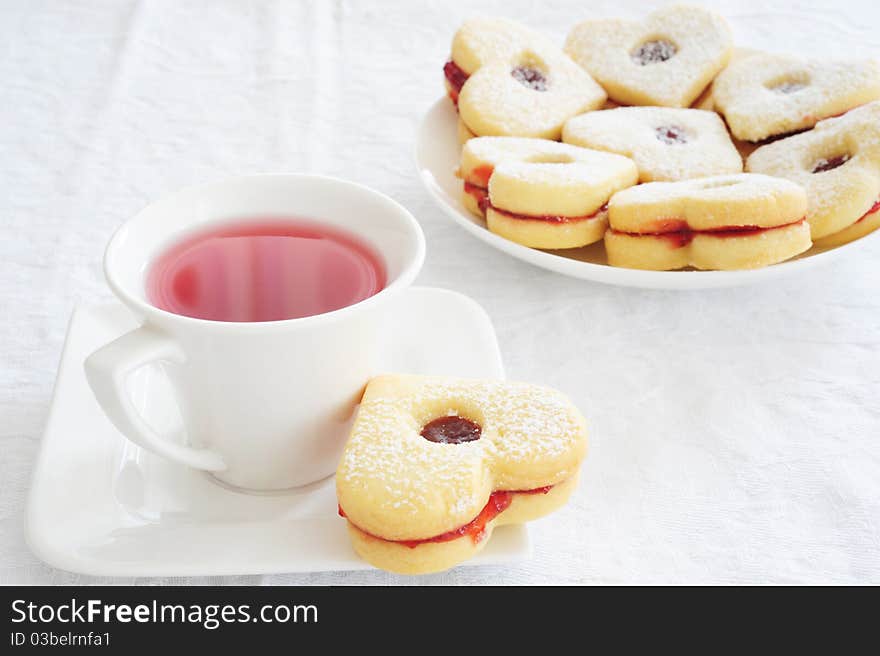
top-left (416, 98), bottom-right (877, 289)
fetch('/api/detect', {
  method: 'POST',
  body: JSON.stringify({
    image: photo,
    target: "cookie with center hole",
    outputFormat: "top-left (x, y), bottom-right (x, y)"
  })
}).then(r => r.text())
top-left (564, 4), bottom-right (733, 108)
top-left (336, 374), bottom-right (588, 575)
top-left (563, 107), bottom-right (742, 182)
top-left (460, 137), bottom-right (638, 249)
top-left (746, 101), bottom-right (880, 245)
top-left (605, 173), bottom-right (811, 270)
top-left (443, 17), bottom-right (555, 104)
top-left (712, 54), bottom-right (880, 143)
top-left (458, 49), bottom-right (607, 139)
top-left (445, 18), bottom-right (588, 142)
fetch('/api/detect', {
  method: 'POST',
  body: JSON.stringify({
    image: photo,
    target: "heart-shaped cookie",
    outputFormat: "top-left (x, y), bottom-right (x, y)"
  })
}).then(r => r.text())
top-left (563, 107), bottom-right (742, 182)
top-left (606, 173), bottom-right (811, 270)
top-left (565, 4), bottom-right (733, 108)
top-left (445, 18), bottom-right (606, 139)
top-left (713, 54), bottom-right (880, 142)
top-left (336, 374), bottom-right (588, 574)
top-left (460, 137), bottom-right (638, 248)
top-left (746, 101), bottom-right (880, 245)
top-left (458, 48), bottom-right (607, 139)
top-left (443, 17), bottom-right (555, 105)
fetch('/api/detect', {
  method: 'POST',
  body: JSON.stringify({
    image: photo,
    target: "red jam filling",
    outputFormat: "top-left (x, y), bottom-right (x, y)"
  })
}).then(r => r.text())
top-left (855, 198), bottom-right (880, 224)
top-left (812, 154), bottom-right (850, 173)
top-left (443, 60), bottom-right (469, 104)
top-left (398, 491), bottom-right (513, 548)
top-left (514, 485), bottom-right (554, 495)
top-left (469, 165), bottom-right (494, 188)
top-left (655, 125), bottom-right (688, 144)
top-left (613, 218), bottom-right (807, 248)
top-left (632, 40), bottom-right (677, 65)
top-left (511, 66), bottom-right (548, 91)
top-left (420, 416), bottom-right (482, 444)
top-left (464, 181), bottom-right (491, 213)
top-left (463, 169), bottom-right (608, 223)
top-left (489, 202), bottom-right (609, 224)
top-left (339, 484), bottom-right (555, 549)
top-left (754, 107), bottom-right (857, 144)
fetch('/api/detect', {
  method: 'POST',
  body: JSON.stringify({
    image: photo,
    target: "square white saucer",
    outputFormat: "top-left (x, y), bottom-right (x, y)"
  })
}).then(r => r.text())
top-left (26, 286), bottom-right (530, 576)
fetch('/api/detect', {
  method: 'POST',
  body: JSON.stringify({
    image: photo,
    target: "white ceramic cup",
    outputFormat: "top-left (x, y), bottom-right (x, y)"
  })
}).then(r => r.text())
top-left (85, 174), bottom-right (425, 491)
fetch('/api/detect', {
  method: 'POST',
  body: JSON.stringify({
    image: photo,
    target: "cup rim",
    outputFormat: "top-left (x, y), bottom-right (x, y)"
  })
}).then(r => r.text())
top-left (103, 173), bottom-right (426, 331)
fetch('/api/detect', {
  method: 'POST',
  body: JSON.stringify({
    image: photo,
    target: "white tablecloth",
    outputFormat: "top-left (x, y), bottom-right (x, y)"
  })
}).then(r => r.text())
top-left (2, 0), bottom-right (879, 585)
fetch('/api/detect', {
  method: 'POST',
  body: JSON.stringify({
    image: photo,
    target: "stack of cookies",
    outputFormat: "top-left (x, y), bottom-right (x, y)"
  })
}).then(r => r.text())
top-left (336, 375), bottom-right (588, 574)
top-left (444, 5), bottom-right (880, 270)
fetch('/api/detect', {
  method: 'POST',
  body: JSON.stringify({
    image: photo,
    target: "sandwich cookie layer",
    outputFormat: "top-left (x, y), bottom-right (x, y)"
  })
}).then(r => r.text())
top-left (746, 101), bottom-right (880, 243)
top-left (461, 137), bottom-right (638, 248)
top-left (605, 173), bottom-right (811, 270)
top-left (336, 374), bottom-right (588, 574)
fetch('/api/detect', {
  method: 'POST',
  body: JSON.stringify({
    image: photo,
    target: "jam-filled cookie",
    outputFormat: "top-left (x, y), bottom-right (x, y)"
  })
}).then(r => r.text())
top-left (336, 374), bottom-right (588, 575)
top-left (443, 17), bottom-right (555, 106)
top-left (458, 50), bottom-right (607, 139)
top-left (564, 5), bottom-right (732, 108)
top-left (712, 54), bottom-right (880, 143)
top-left (605, 174), bottom-right (811, 270)
top-left (562, 107), bottom-right (742, 182)
top-left (444, 19), bottom-right (606, 139)
top-left (746, 102), bottom-right (880, 246)
top-left (460, 137), bottom-right (638, 248)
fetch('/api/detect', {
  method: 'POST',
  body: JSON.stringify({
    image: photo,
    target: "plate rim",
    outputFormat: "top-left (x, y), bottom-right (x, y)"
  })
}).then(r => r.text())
top-left (415, 97), bottom-right (878, 289)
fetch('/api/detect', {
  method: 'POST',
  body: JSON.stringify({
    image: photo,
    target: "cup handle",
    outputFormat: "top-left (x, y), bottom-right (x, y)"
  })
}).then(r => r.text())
top-left (84, 324), bottom-right (226, 471)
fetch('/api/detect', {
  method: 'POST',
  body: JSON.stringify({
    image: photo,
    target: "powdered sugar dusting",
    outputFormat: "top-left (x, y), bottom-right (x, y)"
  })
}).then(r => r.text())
top-left (713, 54), bottom-right (880, 142)
top-left (336, 375), bottom-right (586, 538)
top-left (511, 65), bottom-right (548, 91)
top-left (464, 136), bottom-right (583, 167)
top-left (745, 101), bottom-right (880, 237)
top-left (609, 173), bottom-right (807, 232)
top-left (565, 5), bottom-right (732, 107)
top-left (458, 49), bottom-right (606, 138)
top-left (770, 80), bottom-right (808, 95)
top-left (655, 125), bottom-right (688, 144)
top-left (451, 17), bottom-right (556, 75)
top-left (632, 39), bottom-right (677, 66)
top-left (811, 154), bottom-right (850, 174)
top-left (563, 107), bottom-right (742, 182)
top-left (462, 136), bottom-right (637, 217)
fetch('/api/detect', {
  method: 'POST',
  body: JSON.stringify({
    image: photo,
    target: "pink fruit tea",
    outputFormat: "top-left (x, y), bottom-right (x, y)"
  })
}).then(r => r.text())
top-left (146, 219), bottom-right (386, 322)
